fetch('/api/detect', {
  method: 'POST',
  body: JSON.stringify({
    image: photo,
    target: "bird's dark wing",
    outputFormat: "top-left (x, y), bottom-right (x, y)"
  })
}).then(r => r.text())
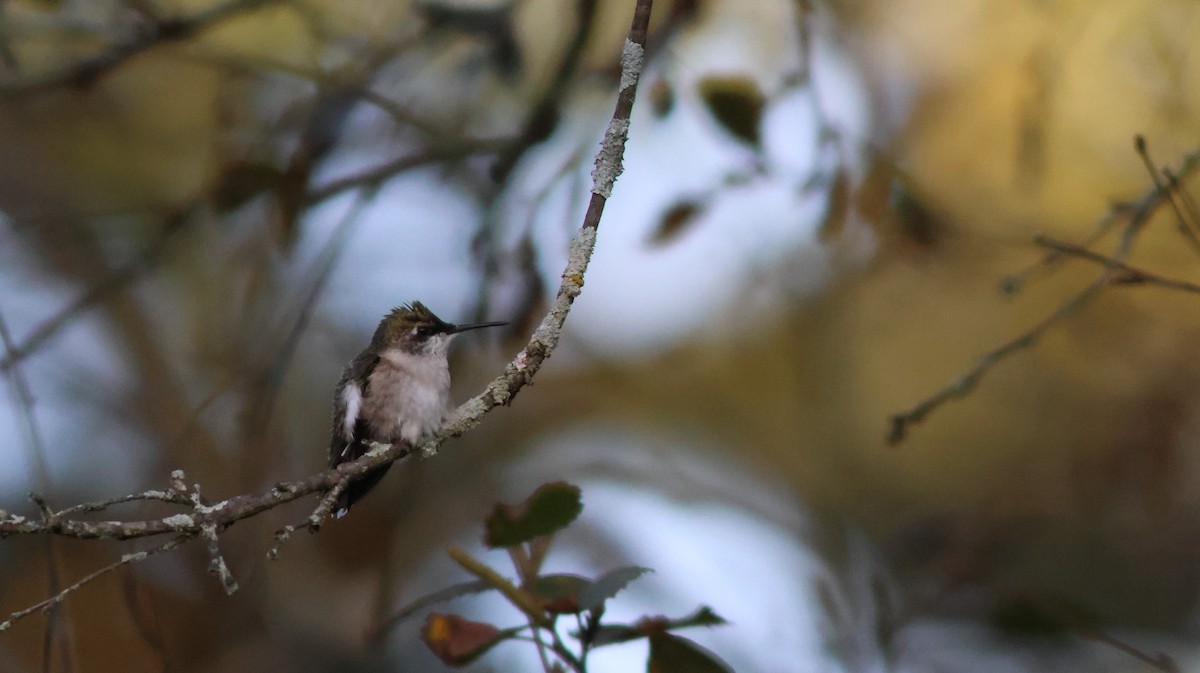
top-left (328, 352), bottom-right (393, 516)
top-left (328, 352), bottom-right (378, 467)
top-left (335, 451), bottom-right (394, 516)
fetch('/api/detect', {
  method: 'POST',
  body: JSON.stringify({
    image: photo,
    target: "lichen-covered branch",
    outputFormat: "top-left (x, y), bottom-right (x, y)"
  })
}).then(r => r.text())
top-left (0, 0), bottom-right (655, 632)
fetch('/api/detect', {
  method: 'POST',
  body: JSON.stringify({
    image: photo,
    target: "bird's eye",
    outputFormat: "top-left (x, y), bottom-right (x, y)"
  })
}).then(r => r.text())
top-left (415, 325), bottom-right (435, 337)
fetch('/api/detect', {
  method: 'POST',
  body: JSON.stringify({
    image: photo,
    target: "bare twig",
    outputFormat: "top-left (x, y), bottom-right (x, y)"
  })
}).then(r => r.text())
top-left (0, 311), bottom-right (75, 670)
top-left (53, 489), bottom-right (194, 517)
top-left (304, 140), bottom-right (508, 206)
top-left (490, 0), bottom-right (601, 183)
top-left (1035, 237), bottom-right (1200, 294)
top-left (889, 141), bottom-right (1200, 444)
top-left (1001, 144), bottom-right (1200, 296)
top-left (1135, 135), bottom-right (1200, 257)
top-left (1080, 630), bottom-right (1182, 673)
top-left (0, 536), bottom-right (190, 633)
top-left (888, 272), bottom-right (1113, 445)
top-left (999, 203), bottom-right (1129, 296)
top-left (1163, 168), bottom-right (1200, 228)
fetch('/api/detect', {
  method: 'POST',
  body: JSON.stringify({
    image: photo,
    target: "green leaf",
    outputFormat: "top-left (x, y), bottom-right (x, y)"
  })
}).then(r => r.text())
top-left (484, 481), bottom-right (582, 548)
top-left (647, 633), bottom-right (735, 673)
top-left (526, 566), bottom-right (652, 615)
top-left (577, 566), bottom-right (652, 611)
top-left (589, 623), bottom-right (642, 647)
top-left (590, 605), bottom-right (728, 648)
top-left (697, 75), bottom-right (765, 148)
top-left (528, 574), bottom-right (590, 614)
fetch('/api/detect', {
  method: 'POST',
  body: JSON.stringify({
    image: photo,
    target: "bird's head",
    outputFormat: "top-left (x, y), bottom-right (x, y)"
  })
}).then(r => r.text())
top-left (371, 301), bottom-right (505, 356)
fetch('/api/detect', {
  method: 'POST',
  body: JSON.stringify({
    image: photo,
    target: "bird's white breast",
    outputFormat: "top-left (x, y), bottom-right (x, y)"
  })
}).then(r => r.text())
top-left (363, 349), bottom-right (451, 444)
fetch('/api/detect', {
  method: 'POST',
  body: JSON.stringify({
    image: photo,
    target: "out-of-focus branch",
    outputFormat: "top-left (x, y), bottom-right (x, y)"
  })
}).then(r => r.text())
top-left (489, 0), bottom-right (600, 183)
top-left (0, 207), bottom-right (193, 374)
top-left (0, 0), bottom-right (654, 632)
top-left (1079, 630), bottom-right (1182, 673)
top-left (304, 139), bottom-right (508, 206)
top-left (1035, 236), bottom-right (1200, 294)
top-left (0, 0), bottom-right (280, 97)
top-left (888, 141), bottom-right (1200, 445)
top-left (0, 311), bottom-right (75, 670)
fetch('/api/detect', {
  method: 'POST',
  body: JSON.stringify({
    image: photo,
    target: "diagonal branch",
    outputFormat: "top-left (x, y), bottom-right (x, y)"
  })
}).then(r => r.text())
top-left (0, 0), bottom-right (655, 631)
top-left (1035, 237), bottom-right (1200, 294)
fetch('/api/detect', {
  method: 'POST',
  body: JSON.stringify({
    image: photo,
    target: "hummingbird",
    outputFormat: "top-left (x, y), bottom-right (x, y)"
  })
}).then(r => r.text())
top-left (329, 301), bottom-right (505, 517)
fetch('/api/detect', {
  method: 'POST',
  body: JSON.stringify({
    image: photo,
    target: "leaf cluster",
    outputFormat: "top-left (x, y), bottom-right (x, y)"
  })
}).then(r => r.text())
top-left (390, 481), bottom-right (733, 672)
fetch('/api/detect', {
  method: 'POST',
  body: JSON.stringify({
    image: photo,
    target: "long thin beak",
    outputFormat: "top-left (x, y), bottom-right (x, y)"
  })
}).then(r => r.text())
top-left (446, 321), bottom-right (507, 335)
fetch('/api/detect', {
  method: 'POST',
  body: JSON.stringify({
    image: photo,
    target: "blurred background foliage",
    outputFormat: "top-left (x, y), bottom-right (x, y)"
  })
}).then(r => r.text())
top-left (1, 0), bottom-right (1199, 671)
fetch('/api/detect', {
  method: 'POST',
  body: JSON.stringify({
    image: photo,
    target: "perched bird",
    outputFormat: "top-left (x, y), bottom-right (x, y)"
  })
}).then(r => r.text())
top-left (329, 302), bottom-right (505, 517)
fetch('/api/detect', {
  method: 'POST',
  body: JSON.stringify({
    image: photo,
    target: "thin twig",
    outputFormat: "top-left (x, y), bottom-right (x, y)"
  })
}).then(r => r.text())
top-left (1135, 135), bottom-right (1200, 258)
top-left (54, 489), bottom-right (194, 517)
top-left (1001, 144), bottom-right (1200, 296)
top-left (999, 203), bottom-right (1130, 296)
top-left (1036, 237), bottom-right (1200, 295)
top-left (447, 547), bottom-right (549, 628)
top-left (0, 311), bottom-right (75, 671)
top-left (888, 272), bottom-right (1112, 445)
top-left (304, 140), bottom-right (507, 206)
top-left (888, 141), bottom-right (1199, 444)
top-left (528, 616), bottom-right (556, 673)
top-left (546, 621), bottom-right (586, 673)
top-left (1080, 630), bottom-right (1182, 673)
top-left (0, 536), bottom-right (191, 633)
top-left (1163, 169), bottom-right (1200, 229)
top-left (0, 445), bottom-right (404, 540)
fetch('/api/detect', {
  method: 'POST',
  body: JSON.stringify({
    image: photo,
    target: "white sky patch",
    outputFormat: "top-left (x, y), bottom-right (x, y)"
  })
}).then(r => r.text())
top-left (308, 167), bottom-right (486, 331)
